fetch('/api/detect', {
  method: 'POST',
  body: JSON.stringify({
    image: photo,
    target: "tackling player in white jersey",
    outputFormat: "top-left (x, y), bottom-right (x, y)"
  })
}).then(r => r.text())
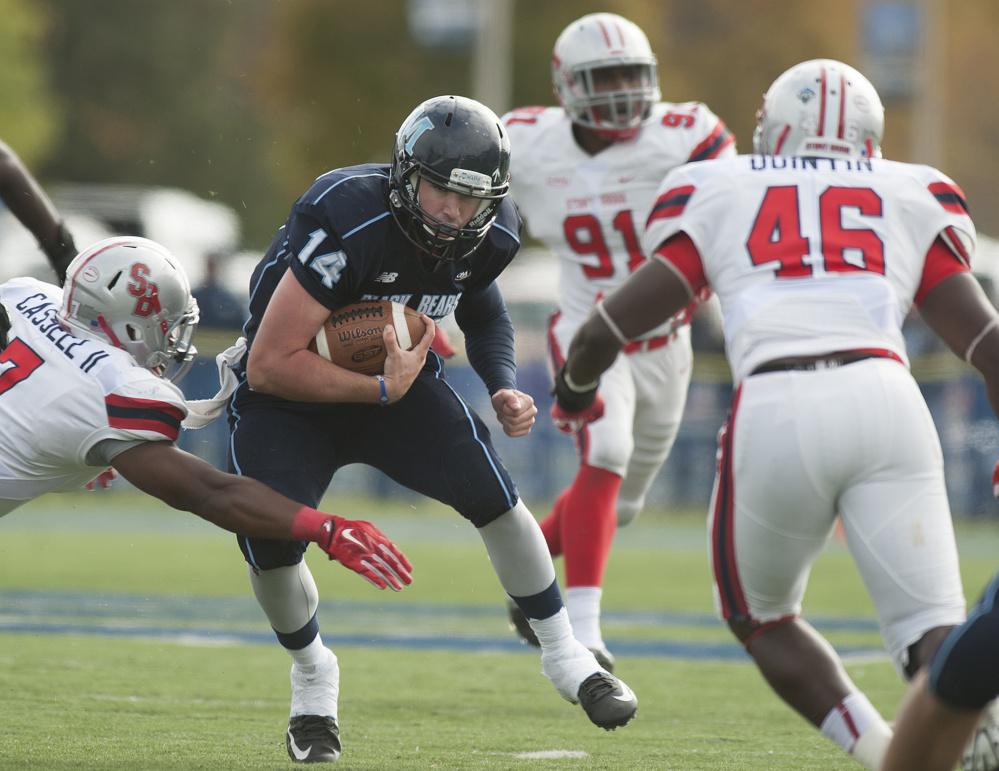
top-left (501, 12), bottom-right (735, 668)
top-left (0, 236), bottom-right (410, 585)
top-left (550, 59), bottom-right (999, 771)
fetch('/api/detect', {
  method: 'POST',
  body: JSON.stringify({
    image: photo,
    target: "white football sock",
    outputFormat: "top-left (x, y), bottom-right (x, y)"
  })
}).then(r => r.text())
top-left (565, 586), bottom-right (604, 650)
top-left (820, 692), bottom-right (892, 770)
top-left (528, 607), bottom-right (576, 652)
top-left (288, 636), bottom-right (330, 673)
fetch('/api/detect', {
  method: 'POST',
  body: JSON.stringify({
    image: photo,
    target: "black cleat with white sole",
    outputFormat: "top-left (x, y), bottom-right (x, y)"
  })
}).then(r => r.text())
top-left (287, 715), bottom-right (341, 763)
top-left (577, 671), bottom-right (637, 730)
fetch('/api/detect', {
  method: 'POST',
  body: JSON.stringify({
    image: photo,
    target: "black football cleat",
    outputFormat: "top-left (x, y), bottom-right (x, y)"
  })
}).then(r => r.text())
top-left (577, 671), bottom-right (637, 731)
top-left (506, 598), bottom-right (540, 647)
top-left (589, 646), bottom-right (616, 674)
top-left (287, 715), bottom-right (341, 764)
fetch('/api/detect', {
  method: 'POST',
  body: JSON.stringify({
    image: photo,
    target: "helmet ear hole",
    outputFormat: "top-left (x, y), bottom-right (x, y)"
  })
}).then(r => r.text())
top-left (126, 324), bottom-right (144, 343)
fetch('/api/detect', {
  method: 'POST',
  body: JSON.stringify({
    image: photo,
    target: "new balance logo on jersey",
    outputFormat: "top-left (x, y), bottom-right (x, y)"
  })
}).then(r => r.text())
top-left (374, 272), bottom-right (398, 283)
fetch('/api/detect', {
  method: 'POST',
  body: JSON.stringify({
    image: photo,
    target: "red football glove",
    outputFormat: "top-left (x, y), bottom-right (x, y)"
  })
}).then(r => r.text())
top-left (292, 508), bottom-right (413, 590)
top-left (992, 460), bottom-right (999, 498)
top-left (86, 468), bottom-right (118, 491)
top-left (551, 394), bottom-right (605, 435)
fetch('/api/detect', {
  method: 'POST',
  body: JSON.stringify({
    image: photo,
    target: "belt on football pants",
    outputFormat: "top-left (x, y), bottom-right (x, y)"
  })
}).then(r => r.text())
top-left (623, 333), bottom-right (675, 355)
top-left (750, 349), bottom-right (902, 376)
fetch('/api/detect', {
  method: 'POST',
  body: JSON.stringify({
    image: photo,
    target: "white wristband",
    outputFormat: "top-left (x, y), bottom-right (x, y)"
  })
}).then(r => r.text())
top-left (563, 370), bottom-right (598, 393)
top-left (964, 317), bottom-right (999, 365)
top-left (595, 300), bottom-right (630, 346)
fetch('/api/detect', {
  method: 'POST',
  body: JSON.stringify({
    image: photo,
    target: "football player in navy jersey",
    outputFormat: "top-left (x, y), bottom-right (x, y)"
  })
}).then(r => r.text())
top-left (227, 95), bottom-right (638, 763)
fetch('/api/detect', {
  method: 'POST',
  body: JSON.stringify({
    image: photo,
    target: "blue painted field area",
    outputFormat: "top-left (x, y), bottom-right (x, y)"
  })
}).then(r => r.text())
top-left (0, 589), bottom-right (888, 662)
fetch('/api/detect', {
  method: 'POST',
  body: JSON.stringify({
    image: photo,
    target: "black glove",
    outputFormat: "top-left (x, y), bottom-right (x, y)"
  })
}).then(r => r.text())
top-left (45, 221), bottom-right (77, 286)
top-left (0, 302), bottom-right (9, 351)
top-left (551, 366), bottom-right (598, 413)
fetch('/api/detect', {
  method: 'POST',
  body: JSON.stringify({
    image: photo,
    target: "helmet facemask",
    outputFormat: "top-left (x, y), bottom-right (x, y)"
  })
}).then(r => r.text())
top-left (560, 61), bottom-right (658, 141)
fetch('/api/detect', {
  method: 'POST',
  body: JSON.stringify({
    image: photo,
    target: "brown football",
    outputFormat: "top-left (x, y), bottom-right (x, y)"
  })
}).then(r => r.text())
top-left (308, 300), bottom-right (427, 375)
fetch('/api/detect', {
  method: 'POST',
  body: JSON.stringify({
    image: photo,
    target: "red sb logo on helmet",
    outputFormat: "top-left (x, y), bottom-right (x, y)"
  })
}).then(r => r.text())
top-left (128, 262), bottom-right (162, 318)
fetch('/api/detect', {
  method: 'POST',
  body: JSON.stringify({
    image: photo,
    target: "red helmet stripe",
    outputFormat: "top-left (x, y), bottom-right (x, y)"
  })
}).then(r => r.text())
top-left (596, 19), bottom-right (612, 48)
top-left (773, 125), bottom-right (792, 155)
top-left (818, 65), bottom-right (828, 136)
top-left (61, 240), bottom-right (123, 327)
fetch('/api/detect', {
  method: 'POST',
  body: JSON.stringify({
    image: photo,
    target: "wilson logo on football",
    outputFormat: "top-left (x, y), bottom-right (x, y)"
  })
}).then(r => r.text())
top-left (337, 327), bottom-right (383, 342)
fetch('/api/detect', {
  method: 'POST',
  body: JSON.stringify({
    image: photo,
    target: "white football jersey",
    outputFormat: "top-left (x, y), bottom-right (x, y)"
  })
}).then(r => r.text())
top-left (643, 155), bottom-right (977, 383)
top-left (0, 277), bottom-right (188, 515)
top-left (503, 102), bottom-right (735, 334)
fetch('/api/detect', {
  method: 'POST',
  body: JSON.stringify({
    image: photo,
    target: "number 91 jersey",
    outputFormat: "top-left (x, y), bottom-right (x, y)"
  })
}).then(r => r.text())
top-left (502, 102), bottom-right (735, 327)
top-left (642, 155), bottom-right (977, 383)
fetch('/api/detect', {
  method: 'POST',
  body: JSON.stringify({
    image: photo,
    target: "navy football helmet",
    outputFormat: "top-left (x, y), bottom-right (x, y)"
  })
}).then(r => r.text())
top-left (389, 95), bottom-right (511, 265)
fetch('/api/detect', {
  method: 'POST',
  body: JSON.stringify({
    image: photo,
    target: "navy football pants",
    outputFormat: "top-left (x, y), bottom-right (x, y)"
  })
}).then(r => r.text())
top-left (227, 362), bottom-right (520, 570)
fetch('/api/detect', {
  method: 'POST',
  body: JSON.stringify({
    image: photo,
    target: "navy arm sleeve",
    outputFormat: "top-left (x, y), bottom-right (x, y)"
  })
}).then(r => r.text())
top-left (454, 281), bottom-right (517, 395)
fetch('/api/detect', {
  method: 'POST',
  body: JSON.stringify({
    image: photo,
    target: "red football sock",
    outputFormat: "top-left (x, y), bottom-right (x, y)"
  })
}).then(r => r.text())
top-left (540, 486), bottom-right (570, 557)
top-left (560, 464), bottom-right (622, 588)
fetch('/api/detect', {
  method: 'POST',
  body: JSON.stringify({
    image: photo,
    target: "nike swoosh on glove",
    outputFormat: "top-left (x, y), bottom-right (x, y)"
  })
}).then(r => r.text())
top-left (551, 394), bottom-right (605, 435)
top-left (292, 508), bottom-right (413, 590)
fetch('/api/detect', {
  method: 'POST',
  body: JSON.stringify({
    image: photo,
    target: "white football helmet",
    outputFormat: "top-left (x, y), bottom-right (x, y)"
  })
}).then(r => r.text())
top-left (551, 12), bottom-right (660, 141)
top-left (753, 59), bottom-right (884, 160)
top-left (60, 236), bottom-right (200, 382)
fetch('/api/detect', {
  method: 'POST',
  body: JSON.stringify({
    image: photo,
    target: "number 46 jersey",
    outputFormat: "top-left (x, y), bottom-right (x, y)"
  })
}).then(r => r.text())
top-left (643, 155), bottom-right (977, 383)
top-left (503, 102), bottom-right (735, 329)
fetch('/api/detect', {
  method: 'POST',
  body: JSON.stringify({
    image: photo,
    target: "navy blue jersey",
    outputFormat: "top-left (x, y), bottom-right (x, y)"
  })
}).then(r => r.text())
top-left (243, 163), bottom-right (522, 347)
top-left (228, 162), bottom-right (527, 559)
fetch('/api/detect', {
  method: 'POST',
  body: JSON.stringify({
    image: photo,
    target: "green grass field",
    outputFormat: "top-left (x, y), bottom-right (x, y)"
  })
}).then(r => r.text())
top-left (2, 490), bottom-right (998, 770)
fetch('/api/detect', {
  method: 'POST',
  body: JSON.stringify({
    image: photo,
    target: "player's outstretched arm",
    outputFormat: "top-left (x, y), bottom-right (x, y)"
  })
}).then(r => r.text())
top-left (0, 139), bottom-right (76, 284)
top-left (111, 441), bottom-right (412, 589)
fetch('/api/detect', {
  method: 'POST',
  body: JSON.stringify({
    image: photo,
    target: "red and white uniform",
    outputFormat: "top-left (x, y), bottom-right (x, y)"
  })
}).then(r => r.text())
top-left (644, 154), bottom-right (974, 670)
top-left (0, 277), bottom-right (187, 516)
top-left (504, 102), bottom-right (735, 521)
